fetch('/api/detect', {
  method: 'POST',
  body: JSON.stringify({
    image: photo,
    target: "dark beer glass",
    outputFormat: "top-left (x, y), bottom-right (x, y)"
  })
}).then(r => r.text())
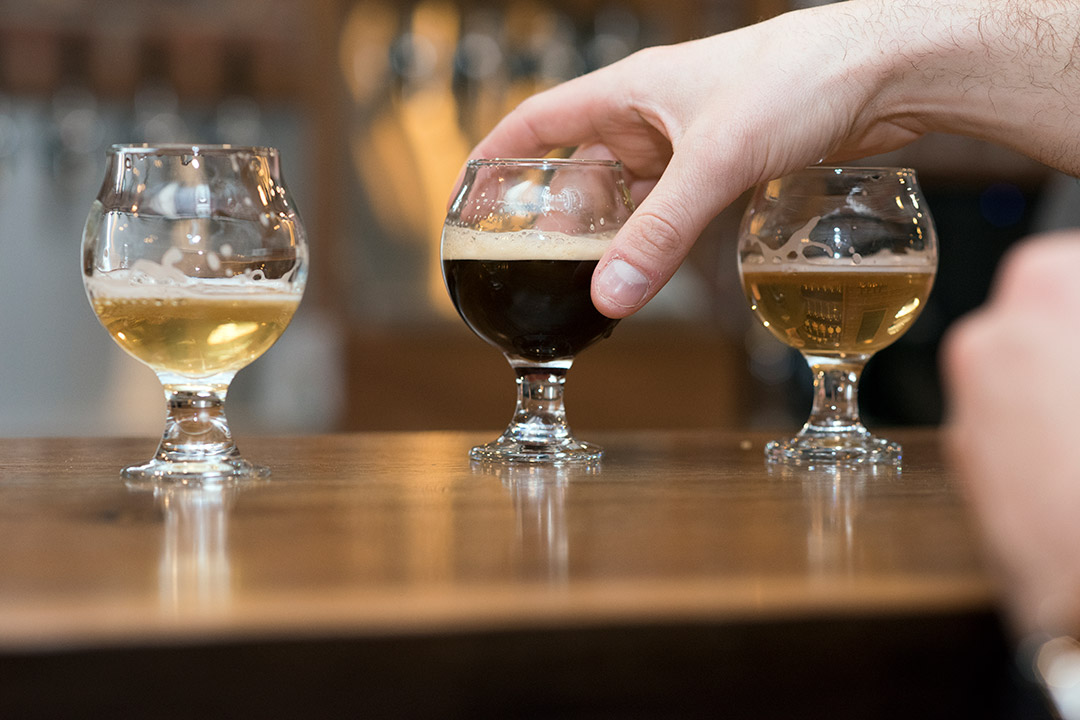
top-left (442, 158), bottom-right (634, 463)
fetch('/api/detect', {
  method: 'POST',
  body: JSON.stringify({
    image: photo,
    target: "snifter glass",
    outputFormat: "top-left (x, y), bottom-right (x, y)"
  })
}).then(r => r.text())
top-left (738, 166), bottom-right (937, 465)
top-left (442, 158), bottom-right (634, 463)
top-left (82, 144), bottom-right (307, 485)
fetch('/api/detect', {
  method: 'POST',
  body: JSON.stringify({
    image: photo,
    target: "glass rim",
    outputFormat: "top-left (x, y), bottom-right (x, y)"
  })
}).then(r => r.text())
top-left (108, 143), bottom-right (279, 157)
top-left (467, 157), bottom-right (623, 170)
top-left (795, 165), bottom-right (917, 176)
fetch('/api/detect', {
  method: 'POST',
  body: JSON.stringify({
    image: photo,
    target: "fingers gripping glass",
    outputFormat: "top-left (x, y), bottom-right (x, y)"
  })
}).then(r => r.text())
top-left (83, 144), bottom-right (307, 485)
top-left (738, 167), bottom-right (938, 465)
top-left (442, 158), bottom-right (634, 463)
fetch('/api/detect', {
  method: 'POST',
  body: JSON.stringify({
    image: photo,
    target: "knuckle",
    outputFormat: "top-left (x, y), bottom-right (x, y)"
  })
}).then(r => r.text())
top-left (941, 316), bottom-right (982, 380)
top-left (509, 105), bottom-right (548, 150)
top-left (1001, 243), bottom-right (1059, 288)
top-left (622, 44), bottom-right (669, 70)
top-left (514, 91), bottom-right (546, 117)
top-left (942, 313), bottom-right (1002, 400)
top-left (628, 206), bottom-right (691, 266)
top-left (996, 232), bottom-right (1080, 304)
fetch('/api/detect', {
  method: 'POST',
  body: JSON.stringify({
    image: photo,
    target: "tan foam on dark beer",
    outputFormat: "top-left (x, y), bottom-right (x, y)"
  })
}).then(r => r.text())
top-left (441, 225), bottom-right (616, 261)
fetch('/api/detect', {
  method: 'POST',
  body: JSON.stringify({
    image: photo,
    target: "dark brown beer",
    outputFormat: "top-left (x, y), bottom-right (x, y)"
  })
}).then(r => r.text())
top-left (442, 227), bottom-right (617, 363)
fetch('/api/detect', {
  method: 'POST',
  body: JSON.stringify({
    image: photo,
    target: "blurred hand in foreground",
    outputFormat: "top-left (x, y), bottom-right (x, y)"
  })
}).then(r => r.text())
top-left (943, 231), bottom-right (1080, 640)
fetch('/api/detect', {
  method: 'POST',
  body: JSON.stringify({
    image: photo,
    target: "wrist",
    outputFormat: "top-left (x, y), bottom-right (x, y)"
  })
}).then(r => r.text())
top-left (862, 0), bottom-right (1080, 173)
top-left (860, 0), bottom-right (991, 135)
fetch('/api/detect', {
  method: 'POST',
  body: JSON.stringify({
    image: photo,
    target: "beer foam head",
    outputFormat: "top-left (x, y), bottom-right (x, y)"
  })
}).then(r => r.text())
top-left (742, 214), bottom-right (936, 270)
top-left (85, 270), bottom-right (302, 300)
top-left (441, 225), bottom-right (616, 261)
top-left (739, 255), bottom-right (936, 274)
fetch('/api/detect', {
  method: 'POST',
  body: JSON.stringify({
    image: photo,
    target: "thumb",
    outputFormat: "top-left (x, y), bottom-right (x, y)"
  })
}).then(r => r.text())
top-left (591, 146), bottom-right (737, 318)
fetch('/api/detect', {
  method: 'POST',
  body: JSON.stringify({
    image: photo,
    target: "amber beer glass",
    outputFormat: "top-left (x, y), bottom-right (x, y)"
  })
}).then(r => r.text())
top-left (442, 158), bottom-right (634, 463)
top-left (738, 167), bottom-right (937, 465)
top-left (83, 144), bottom-right (307, 484)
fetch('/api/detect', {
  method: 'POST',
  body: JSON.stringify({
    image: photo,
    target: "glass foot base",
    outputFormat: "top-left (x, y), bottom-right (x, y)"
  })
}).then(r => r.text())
top-left (765, 434), bottom-right (901, 466)
top-left (122, 457), bottom-right (270, 487)
top-left (470, 436), bottom-right (603, 464)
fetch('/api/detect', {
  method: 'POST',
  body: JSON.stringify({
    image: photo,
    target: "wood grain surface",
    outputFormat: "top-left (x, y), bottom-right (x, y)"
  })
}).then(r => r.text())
top-left (0, 429), bottom-right (995, 651)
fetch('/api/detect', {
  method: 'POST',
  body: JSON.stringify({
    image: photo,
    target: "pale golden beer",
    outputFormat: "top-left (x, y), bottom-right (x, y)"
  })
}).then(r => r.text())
top-left (91, 292), bottom-right (300, 379)
top-left (741, 267), bottom-right (934, 356)
top-left (737, 166), bottom-right (937, 464)
top-left (82, 144), bottom-right (308, 483)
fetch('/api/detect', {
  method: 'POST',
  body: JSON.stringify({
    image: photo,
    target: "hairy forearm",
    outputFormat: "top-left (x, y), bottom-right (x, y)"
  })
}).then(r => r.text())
top-left (859, 0), bottom-right (1080, 173)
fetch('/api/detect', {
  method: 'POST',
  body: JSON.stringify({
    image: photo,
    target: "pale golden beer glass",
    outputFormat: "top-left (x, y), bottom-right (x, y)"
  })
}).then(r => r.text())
top-left (738, 167), bottom-right (937, 465)
top-left (82, 144), bottom-right (307, 485)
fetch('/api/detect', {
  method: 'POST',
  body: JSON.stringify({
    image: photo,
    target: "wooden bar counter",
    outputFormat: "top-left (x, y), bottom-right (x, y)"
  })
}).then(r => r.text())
top-left (0, 430), bottom-right (1046, 718)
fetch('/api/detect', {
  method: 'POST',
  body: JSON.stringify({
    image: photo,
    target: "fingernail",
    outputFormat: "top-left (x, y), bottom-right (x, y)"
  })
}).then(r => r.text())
top-left (595, 259), bottom-right (649, 309)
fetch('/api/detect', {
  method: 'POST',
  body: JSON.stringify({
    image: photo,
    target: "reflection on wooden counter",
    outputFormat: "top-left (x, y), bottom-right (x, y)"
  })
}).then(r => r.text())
top-left (0, 431), bottom-right (1043, 719)
top-left (0, 430), bottom-right (993, 648)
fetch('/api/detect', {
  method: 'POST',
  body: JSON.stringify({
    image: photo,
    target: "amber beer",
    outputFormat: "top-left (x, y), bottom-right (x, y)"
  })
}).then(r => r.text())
top-left (741, 266), bottom-right (935, 355)
top-left (442, 226), bottom-right (618, 363)
top-left (89, 286), bottom-right (300, 379)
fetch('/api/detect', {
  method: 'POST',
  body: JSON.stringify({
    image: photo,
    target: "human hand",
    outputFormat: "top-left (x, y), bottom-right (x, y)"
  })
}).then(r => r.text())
top-left (468, 0), bottom-right (1080, 319)
top-left (943, 231), bottom-right (1080, 639)
top-left (470, 2), bottom-right (923, 317)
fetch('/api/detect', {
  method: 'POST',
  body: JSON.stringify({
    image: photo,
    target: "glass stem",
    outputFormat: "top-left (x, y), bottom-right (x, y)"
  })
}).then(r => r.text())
top-left (505, 367), bottom-right (572, 445)
top-left (155, 385), bottom-right (240, 462)
top-left (801, 354), bottom-right (870, 436)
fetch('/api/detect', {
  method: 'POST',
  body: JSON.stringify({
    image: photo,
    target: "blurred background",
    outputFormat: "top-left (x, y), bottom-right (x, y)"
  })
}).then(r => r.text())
top-left (0, 0), bottom-right (1076, 437)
